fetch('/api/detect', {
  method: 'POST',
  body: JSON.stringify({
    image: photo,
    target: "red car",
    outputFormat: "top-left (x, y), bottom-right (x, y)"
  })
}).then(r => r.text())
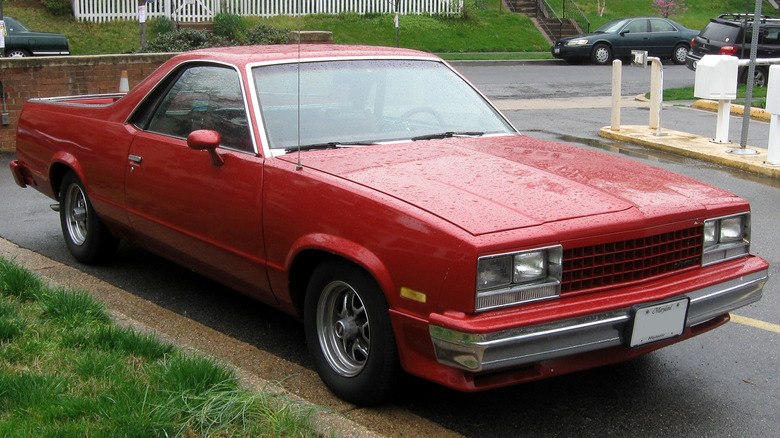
top-left (10, 45), bottom-right (769, 405)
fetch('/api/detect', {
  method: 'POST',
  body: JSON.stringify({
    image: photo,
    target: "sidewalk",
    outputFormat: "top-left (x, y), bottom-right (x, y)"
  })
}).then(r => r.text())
top-left (599, 124), bottom-right (780, 179)
top-left (494, 96), bottom-right (779, 179)
top-left (599, 97), bottom-right (779, 179)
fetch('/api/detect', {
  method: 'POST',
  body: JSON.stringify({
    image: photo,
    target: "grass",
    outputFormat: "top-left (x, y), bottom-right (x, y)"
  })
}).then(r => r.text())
top-left (0, 257), bottom-right (324, 437)
top-left (654, 84), bottom-right (768, 107)
top-left (3, 0), bottom-right (758, 56)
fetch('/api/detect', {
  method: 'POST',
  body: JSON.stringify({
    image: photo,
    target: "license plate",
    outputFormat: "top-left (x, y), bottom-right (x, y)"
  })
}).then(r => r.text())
top-left (628, 298), bottom-right (689, 348)
top-left (553, 48), bottom-right (560, 54)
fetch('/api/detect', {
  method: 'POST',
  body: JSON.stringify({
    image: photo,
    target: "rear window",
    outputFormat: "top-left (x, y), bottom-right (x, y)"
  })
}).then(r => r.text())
top-left (700, 21), bottom-right (741, 43)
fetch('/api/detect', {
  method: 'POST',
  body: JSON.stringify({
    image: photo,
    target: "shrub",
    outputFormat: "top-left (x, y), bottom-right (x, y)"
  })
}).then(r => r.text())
top-left (213, 12), bottom-right (248, 42)
top-left (145, 28), bottom-right (216, 52)
top-left (149, 16), bottom-right (177, 37)
top-left (41, 0), bottom-right (73, 16)
top-left (245, 22), bottom-right (290, 45)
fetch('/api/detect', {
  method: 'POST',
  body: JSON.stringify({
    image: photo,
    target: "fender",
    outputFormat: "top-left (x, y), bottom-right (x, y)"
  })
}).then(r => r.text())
top-left (275, 232), bottom-right (397, 309)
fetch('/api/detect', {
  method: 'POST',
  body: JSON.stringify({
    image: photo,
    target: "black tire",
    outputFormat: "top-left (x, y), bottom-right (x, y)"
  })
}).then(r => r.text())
top-left (304, 260), bottom-right (399, 405)
top-left (591, 43), bottom-right (612, 65)
top-left (4, 49), bottom-right (30, 57)
top-left (672, 44), bottom-right (688, 65)
top-left (59, 172), bottom-right (119, 264)
top-left (753, 67), bottom-right (768, 88)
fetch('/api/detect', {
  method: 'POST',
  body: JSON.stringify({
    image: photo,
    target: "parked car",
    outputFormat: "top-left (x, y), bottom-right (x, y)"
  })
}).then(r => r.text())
top-left (686, 13), bottom-right (780, 87)
top-left (552, 17), bottom-right (699, 65)
top-left (2, 16), bottom-right (70, 57)
top-left (10, 45), bottom-right (768, 405)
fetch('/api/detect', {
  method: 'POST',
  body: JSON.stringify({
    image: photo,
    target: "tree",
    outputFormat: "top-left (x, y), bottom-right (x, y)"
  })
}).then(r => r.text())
top-left (651, 0), bottom-right (688, 18)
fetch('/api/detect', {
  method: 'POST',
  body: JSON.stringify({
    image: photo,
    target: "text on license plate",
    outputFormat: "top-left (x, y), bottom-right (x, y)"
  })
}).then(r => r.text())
top-left (629, 298), bottom-right (689, 348)
top-left (553, 48), bottom-right (561, 54)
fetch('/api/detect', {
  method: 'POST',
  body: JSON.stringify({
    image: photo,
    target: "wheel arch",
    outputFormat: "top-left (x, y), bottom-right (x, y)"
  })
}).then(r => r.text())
top-left (286, 236), bottom-right (395, 317)
top-left (48, 152), bottom-right (85, 200)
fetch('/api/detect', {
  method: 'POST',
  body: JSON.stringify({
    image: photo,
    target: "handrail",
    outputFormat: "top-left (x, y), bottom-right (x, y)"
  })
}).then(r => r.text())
top-left (563, 0), bottom-right (590, 33)
top-left (537, 0), bottom-right (564, 40)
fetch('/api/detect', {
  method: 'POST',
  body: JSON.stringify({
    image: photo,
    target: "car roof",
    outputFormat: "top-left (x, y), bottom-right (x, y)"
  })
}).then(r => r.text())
top-left (170, 44), bottom-right (440, 68)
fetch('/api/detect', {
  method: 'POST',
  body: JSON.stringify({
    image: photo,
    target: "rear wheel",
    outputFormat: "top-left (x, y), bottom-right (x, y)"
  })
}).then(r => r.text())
top-left (672, 44), bottom-right (688, 65)
top-left (591, 43), bottom-right (612, 65)
top-left (304, 260), bottom-right (399, 405)
top-left (59, 172), bottom-right (119, 264)
top-left (741, 67), bottom-right (769, 87)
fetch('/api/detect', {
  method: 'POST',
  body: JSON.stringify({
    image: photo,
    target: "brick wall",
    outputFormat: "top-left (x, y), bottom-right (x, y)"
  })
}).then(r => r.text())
top-left (0, 53), bottom-right (175, 152)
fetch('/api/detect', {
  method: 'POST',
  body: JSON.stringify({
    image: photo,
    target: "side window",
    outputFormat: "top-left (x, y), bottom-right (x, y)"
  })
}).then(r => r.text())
top-left (762, 26), bottom-right (780, 45)
top-left (145, 65), bottom-right (253, 152)
top-left (650, 19), bottom-right (676, 33)
top-left (624, 19), bottom-right (648, 34)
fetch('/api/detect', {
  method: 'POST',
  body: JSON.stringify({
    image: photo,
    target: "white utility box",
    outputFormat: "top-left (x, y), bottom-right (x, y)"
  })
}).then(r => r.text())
top-left (694, 55), bottom-right (738, 100)
top-left (766, 65), bottom-right (780, 115)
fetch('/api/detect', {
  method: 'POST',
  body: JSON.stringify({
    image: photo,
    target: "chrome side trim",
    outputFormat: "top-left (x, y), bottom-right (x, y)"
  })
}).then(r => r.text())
top-left (430, 269), bottom-right (768, 372)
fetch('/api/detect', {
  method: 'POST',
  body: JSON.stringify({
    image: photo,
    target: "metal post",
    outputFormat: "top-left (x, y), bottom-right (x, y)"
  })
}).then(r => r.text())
top-left (611, 59), bottom-right (622, 131)
top-left (769, 114), bottom-right (780, 165)
top-left (648, 57), bottom-right (663, 135)
top-left (713, 100), bottom-right (732, 144)
top-left (732, 0), bottom-right (763, 155)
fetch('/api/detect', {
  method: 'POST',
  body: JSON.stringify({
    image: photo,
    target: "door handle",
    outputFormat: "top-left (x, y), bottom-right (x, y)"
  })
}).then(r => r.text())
top-left (128, 155), bottom-right (142, 164)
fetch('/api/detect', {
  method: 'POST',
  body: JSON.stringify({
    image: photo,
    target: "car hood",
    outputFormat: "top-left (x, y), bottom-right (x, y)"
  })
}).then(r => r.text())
top-left (278, 135), bottom-right (737, 235)
top-left (555, 32), bottom-right (605, 44)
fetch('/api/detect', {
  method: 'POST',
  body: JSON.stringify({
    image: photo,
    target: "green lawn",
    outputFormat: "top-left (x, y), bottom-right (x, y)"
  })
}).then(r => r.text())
top-left (0, 258), bottom-right (323, 436)
top-left (3, 0), bottom-right (758, 55)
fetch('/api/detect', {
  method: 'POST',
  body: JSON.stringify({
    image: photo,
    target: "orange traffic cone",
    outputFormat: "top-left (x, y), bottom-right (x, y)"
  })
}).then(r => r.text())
top-left (119, 70), bottom-right (129, 93)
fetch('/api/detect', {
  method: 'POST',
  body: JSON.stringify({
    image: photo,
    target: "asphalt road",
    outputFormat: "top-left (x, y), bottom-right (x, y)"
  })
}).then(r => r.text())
top-left (1, 61), bottom-right (778, 437)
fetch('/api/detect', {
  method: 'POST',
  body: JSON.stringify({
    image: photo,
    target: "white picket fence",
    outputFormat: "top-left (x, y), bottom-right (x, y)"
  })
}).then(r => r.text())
top-left (72, 0), bottom-right (463, 23)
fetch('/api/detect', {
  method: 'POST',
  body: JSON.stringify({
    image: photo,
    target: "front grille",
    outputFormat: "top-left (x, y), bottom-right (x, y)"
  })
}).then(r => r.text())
top-left (561, 226), bottom-right (703, 294)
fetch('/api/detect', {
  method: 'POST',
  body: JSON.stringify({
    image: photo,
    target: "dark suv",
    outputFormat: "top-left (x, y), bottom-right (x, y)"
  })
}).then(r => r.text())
top-left (686, 13), bottom-right (780, 86)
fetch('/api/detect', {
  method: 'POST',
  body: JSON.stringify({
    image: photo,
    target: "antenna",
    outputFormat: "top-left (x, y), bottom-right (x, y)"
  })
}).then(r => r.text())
top-left (295, 0), bottom-right (303, 171)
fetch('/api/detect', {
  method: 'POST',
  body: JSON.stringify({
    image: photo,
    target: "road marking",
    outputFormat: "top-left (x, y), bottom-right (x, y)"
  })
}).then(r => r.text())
top-left (731, 314), bottom-right (780, 334)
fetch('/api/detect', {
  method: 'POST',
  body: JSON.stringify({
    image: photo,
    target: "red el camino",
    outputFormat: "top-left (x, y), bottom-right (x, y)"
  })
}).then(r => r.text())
top-left (9, 45), bottom-right (769, 405)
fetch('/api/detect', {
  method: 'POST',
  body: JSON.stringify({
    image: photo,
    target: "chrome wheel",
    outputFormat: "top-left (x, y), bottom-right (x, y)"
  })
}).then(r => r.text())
top-left (58, 172), bottom-right (119, 264)
top-left (63, 183), bottom-right (89, 246)
top-left (592, 44), bottom-right (612, 65)
top-left (316, 280), bottom-right (370, 377)
top-left (673, 45), bottom-right (688, 65)
top-left (305, 260), bottom-right (399, 405)
top-left (5, 49), bottom-right (29, 58)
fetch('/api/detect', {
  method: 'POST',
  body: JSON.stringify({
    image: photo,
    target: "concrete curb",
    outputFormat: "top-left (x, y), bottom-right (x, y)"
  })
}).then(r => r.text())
top-left (692, 99), bottom-right (772, 121)
top-left (599, 125), bottom-right (780, 179)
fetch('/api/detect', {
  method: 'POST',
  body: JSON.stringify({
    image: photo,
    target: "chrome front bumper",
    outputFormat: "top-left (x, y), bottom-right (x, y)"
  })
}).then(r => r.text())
top-left (430, 269), bottom-right (768, 372)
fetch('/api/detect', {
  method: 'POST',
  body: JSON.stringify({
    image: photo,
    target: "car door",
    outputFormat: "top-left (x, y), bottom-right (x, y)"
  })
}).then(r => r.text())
top-left (613, 19), bottom-right (650, 58)
top-left (648, 18), bottom-right (680, 55)
top-left (125, 63), bottom-right (273, 304)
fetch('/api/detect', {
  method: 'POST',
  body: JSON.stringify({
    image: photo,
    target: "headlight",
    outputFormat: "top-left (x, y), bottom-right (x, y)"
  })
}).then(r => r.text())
top-left (475, 246), bottom-right (563, 312)
top-left (566, 39), bottom-right (589, 46)
top-left (703, 213), bottom-right (750, 266)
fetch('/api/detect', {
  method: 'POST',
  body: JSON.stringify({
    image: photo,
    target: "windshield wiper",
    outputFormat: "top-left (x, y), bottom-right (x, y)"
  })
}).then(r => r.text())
top-left (411, 131), bottom-right (485, 141)
top-left (285, 141), bottom-right (377, 153)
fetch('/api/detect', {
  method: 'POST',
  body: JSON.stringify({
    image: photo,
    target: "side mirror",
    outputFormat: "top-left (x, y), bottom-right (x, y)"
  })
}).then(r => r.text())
top-left (187, 129), bottom-right (225, 166)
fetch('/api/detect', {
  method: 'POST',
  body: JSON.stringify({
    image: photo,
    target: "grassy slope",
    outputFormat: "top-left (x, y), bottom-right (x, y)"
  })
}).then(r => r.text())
top-left (2, 1), bottom-right (764, 54)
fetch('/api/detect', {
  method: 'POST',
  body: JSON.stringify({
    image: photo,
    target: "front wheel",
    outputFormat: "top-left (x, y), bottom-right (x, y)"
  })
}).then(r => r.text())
top-left (4, 49), bottom-right (30, 57)
top-left (591, 43), bottom-right (612, 65)
top-left (304, 260), bottom-right (399, 405)
top-left (59, 172), bottom-right (119, 264)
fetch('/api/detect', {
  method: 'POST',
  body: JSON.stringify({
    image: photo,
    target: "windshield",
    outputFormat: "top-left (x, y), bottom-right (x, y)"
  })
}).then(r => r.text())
top-left (595, 19), bottom-right (629, 33)
top-left (252, 59), bottom-right (516, 150)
